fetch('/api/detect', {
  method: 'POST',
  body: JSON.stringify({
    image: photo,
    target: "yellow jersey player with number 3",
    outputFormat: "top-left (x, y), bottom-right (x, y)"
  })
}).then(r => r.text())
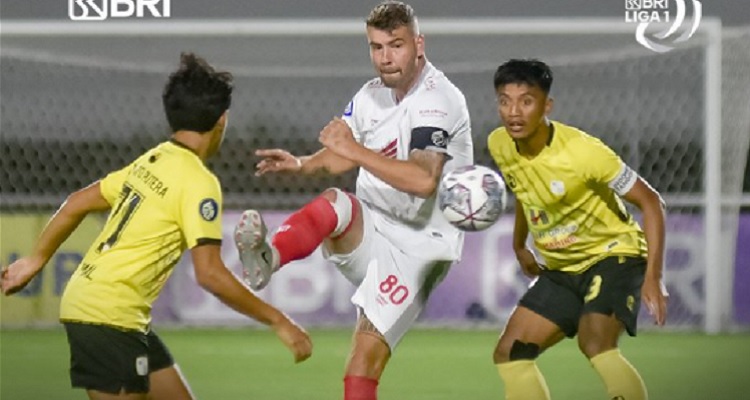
top-left (486, 59), bottom-right (669, 400)
top-left (1, 53), bottom-right (312, 400)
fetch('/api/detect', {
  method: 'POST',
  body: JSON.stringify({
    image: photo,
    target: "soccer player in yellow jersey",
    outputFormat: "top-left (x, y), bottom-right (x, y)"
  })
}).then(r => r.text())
top-left (1, 53), bottom-right (312, 400)
top-left (487, 59), bottom-right (668, 400)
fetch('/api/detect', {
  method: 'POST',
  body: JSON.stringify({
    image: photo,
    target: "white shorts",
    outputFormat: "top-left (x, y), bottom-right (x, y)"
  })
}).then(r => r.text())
top-left (324, 200), bottom-right (454, 349)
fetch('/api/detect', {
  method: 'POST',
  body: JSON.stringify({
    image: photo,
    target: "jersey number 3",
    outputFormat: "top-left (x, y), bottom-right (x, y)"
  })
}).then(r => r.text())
top-left (97, 184), bottom-right (143, 253)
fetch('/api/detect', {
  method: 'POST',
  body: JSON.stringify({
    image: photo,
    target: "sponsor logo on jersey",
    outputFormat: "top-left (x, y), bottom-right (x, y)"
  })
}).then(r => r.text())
top-left (529, 208), bottom-right (549, 226)
top-left (343, 100), bottom-right (353, 117)
top-left (199, 198), bottom-right (219, 221)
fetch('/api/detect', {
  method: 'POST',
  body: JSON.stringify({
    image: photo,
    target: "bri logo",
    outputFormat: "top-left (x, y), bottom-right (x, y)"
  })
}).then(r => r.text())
top-left (69, 0), bottom-right (171, 21)
top-left (625, 0), bottom-right (702, 53)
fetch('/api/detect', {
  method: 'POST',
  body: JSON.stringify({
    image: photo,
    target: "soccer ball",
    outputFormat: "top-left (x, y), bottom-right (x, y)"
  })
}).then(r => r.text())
top-left (438, 165), bottom-right (507, 231)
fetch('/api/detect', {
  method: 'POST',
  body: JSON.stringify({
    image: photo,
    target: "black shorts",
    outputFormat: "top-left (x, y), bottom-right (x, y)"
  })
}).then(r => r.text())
top-left (518, 256), bottom-right (646, 338)
top-left (63, 322), bottom-right (174, 394)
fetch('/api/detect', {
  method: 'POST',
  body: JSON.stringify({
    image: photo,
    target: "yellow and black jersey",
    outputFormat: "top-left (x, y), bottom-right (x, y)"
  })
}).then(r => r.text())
top-left (488, 121), bottom-right (647, 273)
top-left (61, 140), bottom-right (222, 331)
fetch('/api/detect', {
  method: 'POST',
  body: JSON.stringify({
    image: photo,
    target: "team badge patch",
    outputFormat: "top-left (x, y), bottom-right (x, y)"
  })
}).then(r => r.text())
top-left (550, 180), bottom-right (565, 195)
top-left (343, 100), bottom-right (353, 116)
top-left (199, 198), bottom-right (219, 221)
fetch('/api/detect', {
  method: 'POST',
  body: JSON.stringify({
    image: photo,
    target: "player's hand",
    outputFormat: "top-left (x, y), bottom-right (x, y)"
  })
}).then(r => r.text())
top-left (254, 149), bottom-right (302, 176)
top-left (641, 276), bottom-right (668, 326)
top-left (272, 316), bottom-right (313, 363)
top-left (1, 256), bottom-right (43, 296)
top-left (515, 247), bottom-right (543, 278)
top-left (319, 117), bottom-right (358, 160)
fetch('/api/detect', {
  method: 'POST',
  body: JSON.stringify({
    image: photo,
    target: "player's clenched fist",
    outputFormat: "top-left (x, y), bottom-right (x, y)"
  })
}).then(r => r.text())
top-left (272, 317), bottom-right (313, 363)
top-left (319, 117), bottom-right (357, 159)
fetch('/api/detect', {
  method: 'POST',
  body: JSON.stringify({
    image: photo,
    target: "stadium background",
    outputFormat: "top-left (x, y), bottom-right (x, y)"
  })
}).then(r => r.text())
top-left (2, 1), bottom-right (750, 399)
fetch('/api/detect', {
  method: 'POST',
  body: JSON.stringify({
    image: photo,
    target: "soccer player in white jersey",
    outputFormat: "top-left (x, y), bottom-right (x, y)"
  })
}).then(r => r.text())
top-left (235, 2), bottom-right (473, 399)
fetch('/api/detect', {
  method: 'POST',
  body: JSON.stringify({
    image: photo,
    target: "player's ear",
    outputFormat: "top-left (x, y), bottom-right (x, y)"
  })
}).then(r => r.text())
top-left (415, 34), bottom-right (425, 59)
top-left (544, 96), bottom-right (554, 116)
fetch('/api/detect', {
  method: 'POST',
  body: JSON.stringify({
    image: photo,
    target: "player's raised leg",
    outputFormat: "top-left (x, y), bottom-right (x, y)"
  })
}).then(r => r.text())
top-left (234, 187), bottom-right (362, 290)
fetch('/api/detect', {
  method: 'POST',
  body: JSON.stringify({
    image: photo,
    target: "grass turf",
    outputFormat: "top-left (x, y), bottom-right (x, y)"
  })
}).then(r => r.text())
top-left (1, 328), bottom-right (748, 399)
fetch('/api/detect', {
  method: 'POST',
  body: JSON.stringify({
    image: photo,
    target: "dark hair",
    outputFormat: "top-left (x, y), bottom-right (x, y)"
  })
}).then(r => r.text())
top-left (162, 52), bottom-right (233, 133)
top-left (493, 59), bottom-right (553, 94)
top-left (366, 1), bottom-right (417, 33)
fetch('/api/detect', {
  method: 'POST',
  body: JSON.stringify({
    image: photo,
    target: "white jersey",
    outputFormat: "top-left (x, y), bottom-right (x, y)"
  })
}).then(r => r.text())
top-left (342, 61), bottom-right (473, 260)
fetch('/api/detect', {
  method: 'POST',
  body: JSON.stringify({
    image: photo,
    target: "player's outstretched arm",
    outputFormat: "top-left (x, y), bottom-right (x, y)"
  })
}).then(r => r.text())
top-left (254, 148), bottom-right (357, 177)
top-left (190, 244), bottom-right (313, 363)
top-left (1, 182), bottom-right (110, 295)
top-left (623, 177), bottom-right (668, 326)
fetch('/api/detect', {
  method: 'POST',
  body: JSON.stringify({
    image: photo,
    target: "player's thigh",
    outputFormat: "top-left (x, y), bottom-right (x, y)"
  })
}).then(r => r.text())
top-left (324, 200), bottom-right (377, 286)
top-left (352, 244), bottom-right (452, 350)
top-left (64, 322), bottom-right (151, 395)
top-left (580, 256), bottom-right (645, 336)
top-left (146, 330), bottom-right (194, 400)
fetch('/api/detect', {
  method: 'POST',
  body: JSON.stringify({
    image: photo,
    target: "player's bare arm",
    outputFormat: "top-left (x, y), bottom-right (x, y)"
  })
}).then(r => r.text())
top-left (1, 181), bottom-right (110, 295)
top-left (255, 147), bottom-right (357, 177)
top-left (318, 117), bottom-right (446, 198)
top-left (623, 176), bottom-right (668, 326)
top-left (190, 243), bottom-right (313, 363)
top-left (512, 199), bottom-right (542, 277)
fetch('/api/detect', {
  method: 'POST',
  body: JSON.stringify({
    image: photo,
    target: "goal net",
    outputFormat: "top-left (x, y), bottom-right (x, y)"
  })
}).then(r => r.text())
top-left (1, 19), bottom-right (748, 332)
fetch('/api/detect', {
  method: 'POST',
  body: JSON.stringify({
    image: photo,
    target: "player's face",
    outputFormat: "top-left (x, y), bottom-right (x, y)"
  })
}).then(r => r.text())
top-left (366, 25), bottom-right (424, 92)
top-left (496, 83), bottom-right (552, 141)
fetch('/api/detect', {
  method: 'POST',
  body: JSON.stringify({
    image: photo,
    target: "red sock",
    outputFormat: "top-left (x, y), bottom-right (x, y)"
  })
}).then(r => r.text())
top-left (272, 195), bottom-right (338, 266)
top-left (344, 376), bottom-right (378, 400)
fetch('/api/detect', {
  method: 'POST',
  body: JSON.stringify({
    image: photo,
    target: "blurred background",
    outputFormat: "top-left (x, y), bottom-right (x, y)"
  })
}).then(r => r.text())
top-left (1, 1), bottom-right (749, 399)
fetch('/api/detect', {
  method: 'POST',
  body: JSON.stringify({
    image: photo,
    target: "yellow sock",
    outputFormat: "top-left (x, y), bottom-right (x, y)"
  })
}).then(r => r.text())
top-left (590, 349), bottom-right (648, 400)
top-left (497, 360), bottom-right (550, 400)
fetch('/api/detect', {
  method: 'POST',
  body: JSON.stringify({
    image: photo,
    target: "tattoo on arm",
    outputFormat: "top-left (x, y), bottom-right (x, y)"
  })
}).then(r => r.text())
top-left (410, 149), bottom-right (445, 181)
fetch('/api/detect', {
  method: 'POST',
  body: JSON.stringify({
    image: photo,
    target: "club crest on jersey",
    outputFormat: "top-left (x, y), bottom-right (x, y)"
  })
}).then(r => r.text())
top-left (431, 130), bottom-right (448, 147)
top-left (550, 180), bottom-right (565, 195)
top-left (199, 198), bottom-right (219, 221)
top-left (343, 100), bottom-right (353, 117)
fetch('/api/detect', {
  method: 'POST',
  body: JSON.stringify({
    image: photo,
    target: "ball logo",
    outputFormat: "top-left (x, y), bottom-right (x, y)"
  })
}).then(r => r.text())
top-left (625, 0), bottom-right (702, 53)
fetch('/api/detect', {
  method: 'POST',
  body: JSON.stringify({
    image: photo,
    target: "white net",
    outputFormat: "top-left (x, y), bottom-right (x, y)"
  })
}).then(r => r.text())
top-left (2, 20), bottom-right (748, 330)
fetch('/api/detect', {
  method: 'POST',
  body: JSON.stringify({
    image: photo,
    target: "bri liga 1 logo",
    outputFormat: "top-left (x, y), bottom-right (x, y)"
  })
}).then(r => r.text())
top-left (69, 0), bottom-right (171, 20)
top-left (624, 0), bottom-right (703, 53)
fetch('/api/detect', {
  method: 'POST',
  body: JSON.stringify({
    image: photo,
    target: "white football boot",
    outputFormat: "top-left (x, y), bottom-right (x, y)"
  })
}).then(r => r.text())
top-left (234, 210), bottom-right (280, 291)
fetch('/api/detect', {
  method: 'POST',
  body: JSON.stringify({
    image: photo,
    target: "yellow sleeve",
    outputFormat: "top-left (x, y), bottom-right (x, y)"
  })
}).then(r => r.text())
top-left (487, 128), bottom-right (505, 169)
top-left (99, 164), bottom-right (132, 206)
top-left (177, 173), bottom-right (223, 248)
top-left (580, 136), bottom-right (624, 184)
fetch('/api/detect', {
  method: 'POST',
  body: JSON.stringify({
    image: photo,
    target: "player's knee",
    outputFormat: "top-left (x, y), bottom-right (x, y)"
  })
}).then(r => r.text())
top-left (577, 338), bottom-right (617, 359)
top-left (322, 188), bottom-right (357, 238)
top-left (493, 339), bottom-right (540, 363)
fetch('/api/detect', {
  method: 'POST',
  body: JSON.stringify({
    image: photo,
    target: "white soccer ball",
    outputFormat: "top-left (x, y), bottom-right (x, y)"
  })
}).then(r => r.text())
top-left (438, 165), bottom-right (507, 231)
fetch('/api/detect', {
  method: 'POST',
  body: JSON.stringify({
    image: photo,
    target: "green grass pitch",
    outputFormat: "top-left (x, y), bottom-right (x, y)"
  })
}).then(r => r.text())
top-left (1, 328), bottom-right (748, 399)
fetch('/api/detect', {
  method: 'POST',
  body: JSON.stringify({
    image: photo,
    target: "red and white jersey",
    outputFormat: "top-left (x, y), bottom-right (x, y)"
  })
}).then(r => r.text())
top-left (342, 61), bottom-right (473, 260)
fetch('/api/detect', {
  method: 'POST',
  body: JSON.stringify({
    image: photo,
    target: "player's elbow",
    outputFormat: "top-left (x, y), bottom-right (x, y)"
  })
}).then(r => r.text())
top-left (193, 262), bottom-right (222, 292)
top-left (411, 178), bottom-right (438, 199)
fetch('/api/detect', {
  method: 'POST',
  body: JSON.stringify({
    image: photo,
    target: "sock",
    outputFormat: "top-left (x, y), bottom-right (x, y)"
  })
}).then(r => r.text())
top-left (590, 349), bottom-right (647, 400)
top-left (272, 195), bottom-right (338, 266)
top-left (344, 376), bottom-right (378, 400)
top-left (497, 361), bottom-right (550, 400)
